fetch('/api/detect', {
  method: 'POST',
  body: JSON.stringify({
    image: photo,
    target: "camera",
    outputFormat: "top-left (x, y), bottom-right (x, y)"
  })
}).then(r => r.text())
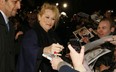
top-left (69, 38), bottom-right (81, 53)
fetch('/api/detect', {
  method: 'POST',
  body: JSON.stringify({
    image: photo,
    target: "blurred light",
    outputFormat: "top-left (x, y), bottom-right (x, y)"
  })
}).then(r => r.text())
top-left (61, 12), bottom-right (66, 16)
top-left (114, 19), bottom-right (116, 22)
top-left (56, 3), bottom-right (59, 6)
top-left (63, 3), bottom-right (67, 8)
top-left (107, 10), bottom-right (113, 13)
top-left (29, 11), bottom-right (32, 14)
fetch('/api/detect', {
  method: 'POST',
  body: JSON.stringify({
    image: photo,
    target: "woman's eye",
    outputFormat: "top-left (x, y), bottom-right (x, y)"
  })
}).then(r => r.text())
top-left (52, 18), bottom-right (55, 20)
top-left (12, 1), bottom-right (17, 4)
top-left (46, 16), bottom-right (49, 19)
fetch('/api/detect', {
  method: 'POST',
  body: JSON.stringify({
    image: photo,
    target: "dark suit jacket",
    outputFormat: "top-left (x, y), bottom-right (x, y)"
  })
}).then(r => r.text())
top-left (0, 12), bottom-right (15, 72)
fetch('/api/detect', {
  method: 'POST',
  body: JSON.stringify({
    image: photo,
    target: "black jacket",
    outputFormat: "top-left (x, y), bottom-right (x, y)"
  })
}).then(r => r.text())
top-left (0, 12), bottom-right (15, 72)
top-left (17, 21), bottom-right (60, 72)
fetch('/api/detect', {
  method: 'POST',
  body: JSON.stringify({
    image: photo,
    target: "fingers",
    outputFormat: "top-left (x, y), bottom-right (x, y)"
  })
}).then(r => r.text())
top-left (51, 43), bottom-right (64, 54)
top-left (68, 44), bottom-right (85, 54)
top-left (68, 44), bottom-right (75, 51)
top-left (50, 57), bottom-right (63, 70)
top-left (105, 36), bottom-right (116, 41)
top-left (52, 43), bottom-right (64, 49)
top-left (112, 36), bottom-right (116, 41)
top-left (110, 41), bottom-right (116, 45)
top-left (80, 46), bottom-right (85, 55)
top-left (104, 36), bottom-right (116, 45)
top-left (55, 43), bottom-right (64, 49)
top-left (105, 37), bottom-right (113, 42)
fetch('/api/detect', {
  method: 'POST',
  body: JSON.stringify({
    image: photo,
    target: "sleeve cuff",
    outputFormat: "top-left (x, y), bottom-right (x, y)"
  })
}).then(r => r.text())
top-left (57, 61), bottom-right (73, 70)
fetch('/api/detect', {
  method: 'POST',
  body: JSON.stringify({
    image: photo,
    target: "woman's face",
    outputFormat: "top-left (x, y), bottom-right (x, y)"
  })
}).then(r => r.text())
top-left (39, 9), bottom-right (56, 32)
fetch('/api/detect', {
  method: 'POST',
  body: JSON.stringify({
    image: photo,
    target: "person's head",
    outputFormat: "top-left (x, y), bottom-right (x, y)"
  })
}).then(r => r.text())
top-left (104, 10), bottom-right (112, 19)
top-left (97, 18), bottom-right (115, 38)
top-left (0, 0), bottom-right (21, 18)
top-left (37, 3), bottom-right (60, 32)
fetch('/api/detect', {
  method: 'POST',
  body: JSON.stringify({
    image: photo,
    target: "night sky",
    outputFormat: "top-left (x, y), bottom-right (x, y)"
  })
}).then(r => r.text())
top-left (22, 0), bottom-right (115, 17)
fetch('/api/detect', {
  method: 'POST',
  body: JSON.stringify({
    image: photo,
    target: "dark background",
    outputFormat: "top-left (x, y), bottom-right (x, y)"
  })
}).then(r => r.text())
top-left (21, 0), bottom-right (115, 17)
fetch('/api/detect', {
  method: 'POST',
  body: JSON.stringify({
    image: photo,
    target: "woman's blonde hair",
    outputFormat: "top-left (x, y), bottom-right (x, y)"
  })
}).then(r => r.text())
top-left (38, 3), bottom-right (60, 26)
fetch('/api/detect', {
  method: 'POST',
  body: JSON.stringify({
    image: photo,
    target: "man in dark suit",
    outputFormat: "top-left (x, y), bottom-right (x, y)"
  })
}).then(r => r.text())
top-left (0, 0), bottom-right (21, 72)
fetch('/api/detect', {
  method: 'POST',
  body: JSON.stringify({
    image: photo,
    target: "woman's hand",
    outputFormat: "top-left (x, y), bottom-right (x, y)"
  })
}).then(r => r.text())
top-left (44, 43), bottom-right (64, 54)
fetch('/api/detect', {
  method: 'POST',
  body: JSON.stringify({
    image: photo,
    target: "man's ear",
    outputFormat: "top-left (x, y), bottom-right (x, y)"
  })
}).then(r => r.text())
top-left (111, 27), bottom-right (115, 32)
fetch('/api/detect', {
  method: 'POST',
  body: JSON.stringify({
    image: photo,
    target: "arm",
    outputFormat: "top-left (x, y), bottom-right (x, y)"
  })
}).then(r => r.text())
top-left (50, 57), bottom-right (79, 72)
top-left (50, 45), bottom-right (86, 72)
top-left (15, 31), bottom-right (23, 40)
top-left (18, 30), bottom-right (41, 72)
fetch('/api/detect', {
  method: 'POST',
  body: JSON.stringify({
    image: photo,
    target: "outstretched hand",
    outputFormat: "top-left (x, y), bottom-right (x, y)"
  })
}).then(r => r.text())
top-left (105, 35), bottom-right (116, 45)
top-left (44, 43), bottom-right (64, 54)
top-left (68, 44), bottom-right (85, 69)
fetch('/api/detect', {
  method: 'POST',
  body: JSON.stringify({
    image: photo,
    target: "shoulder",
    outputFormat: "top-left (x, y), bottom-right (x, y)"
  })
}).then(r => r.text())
top-left (23, 29), bottom-right (37, 43)
top-left (24, 29), bottom-right (36, 37)
top-left (0, 12), bottom-right (6, 24)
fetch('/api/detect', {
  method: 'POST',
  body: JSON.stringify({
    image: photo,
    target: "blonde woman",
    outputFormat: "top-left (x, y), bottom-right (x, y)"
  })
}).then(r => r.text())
top-left (17, 3), bottom-right (64, 72)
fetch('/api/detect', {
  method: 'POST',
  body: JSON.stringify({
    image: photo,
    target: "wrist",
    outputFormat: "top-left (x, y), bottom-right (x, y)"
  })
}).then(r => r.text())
top-left (74, 65), bottom-right (86, 72)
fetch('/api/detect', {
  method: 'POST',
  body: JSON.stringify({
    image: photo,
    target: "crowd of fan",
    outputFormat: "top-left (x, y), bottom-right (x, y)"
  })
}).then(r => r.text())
top-left (11, 9), bottom-right (116, 72)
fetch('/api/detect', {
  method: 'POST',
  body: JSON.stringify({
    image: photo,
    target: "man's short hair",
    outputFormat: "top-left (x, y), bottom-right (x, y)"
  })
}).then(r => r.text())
top-left (100, 18), bottom-right (115, 28)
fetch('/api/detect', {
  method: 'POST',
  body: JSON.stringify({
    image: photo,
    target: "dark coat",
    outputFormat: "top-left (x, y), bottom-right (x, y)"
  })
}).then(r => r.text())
top-left (17, 22), bottom-right (60, 72)
top-left (0, 12), bottom-right (15, 72)
top-left (59, 65), bottom-right (79, 72)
